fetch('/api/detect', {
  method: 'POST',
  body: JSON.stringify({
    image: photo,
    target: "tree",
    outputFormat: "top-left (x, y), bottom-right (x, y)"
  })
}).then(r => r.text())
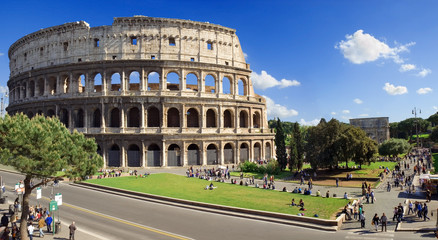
top-left (275, 118), bottom-right (287, 170)
top-left (0, 114), bottom-right (103, 239)
top-left (378, 138), bottom-right (411, 157)
top-left (288, 122), bottom-right (304, 171)
top-left (428, 112), bottom-right (438, 127)
top-left (430, 127), bottom-right (438, 143)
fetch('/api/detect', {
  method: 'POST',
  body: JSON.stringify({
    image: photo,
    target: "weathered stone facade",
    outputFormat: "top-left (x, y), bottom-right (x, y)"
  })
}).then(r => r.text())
top-left (349, 117), bottom-right (390, 144)
top-left (7, 16), bottom-right (275, 168)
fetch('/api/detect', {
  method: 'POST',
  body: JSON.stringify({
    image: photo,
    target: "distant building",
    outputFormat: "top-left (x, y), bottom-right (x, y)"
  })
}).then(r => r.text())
top-left (349, 117), bottom-right (390, 144)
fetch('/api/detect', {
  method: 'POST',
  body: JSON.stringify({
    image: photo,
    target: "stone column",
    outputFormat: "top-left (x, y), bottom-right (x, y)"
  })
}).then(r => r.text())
top-left (161, 140), bottom-right (167, 167)
top-left (121, 69), bottom-right (126, 94)
top-left (200, 71), bottom-right (205, 93)
top-left (43, 75), bottom-right (48, 96)
top-left (140, 102), bottom-right (145, 133)
top-left (120, 144), bottom-right (126, 167)
top-left (120, 107), bottom-right (125, 132)
top-left (160, 70), bottom-right (166, 91)
top-left (101, 101), bottom-right (106, 132)
top-left (218, 72), bottom-right (223, 94)
top-left (220, 141), bottom-right (224, 165)
top-left (141, 140), bottom-right (146, 167)
top-left (84, 108), bottom-right (88, 133)
top-left (102, 71), bottom-right (107, 96)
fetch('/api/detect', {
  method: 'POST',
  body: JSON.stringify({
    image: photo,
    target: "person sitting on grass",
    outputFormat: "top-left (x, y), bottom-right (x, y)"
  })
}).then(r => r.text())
top-left (292, 187), bottom-right (298, 193)
top-left (326, 190), bottom-right (330, 198)
top-left (298, 187), bottom-right (302, 193)
top-left (304, 188), bottom-right (311, 195)
top-left (299, 199), bottom-right (305, 211)
top-left (344, 192), bottom-right (348, 199)
top-left (282, 187), bottom-right (287, 192)
top-left (316, 189), bottom-right (321, 197)
top-left (291, 198), bottom-right (296, 206)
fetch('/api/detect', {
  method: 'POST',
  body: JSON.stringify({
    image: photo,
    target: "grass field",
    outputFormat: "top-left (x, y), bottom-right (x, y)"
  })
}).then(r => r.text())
top-left (86, 173), bottom-right (349, 219)
top-left (433, 153), bottom-right (438, 174)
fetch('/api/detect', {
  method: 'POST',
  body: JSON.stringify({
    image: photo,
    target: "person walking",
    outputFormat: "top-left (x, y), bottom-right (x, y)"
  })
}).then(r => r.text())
top-left (45, 214), bottom-right (52, 233)
top-left (1, 213), bottom-right (9, 227)
top-left (387, 182), bottom-right (391, 192)
top-left (370, 191), bottom-right (375, 204)
top-left (28, 221), bottom-right (34, 240)
top-left (380, 213), bottom-right (387, 232)
top-left (408, 201), bottom-right (414, 215)
top-left (423, 203), bottom-right (430, 221)
top-left (336, 178), bottom-right (339, 187)
top-left (372, 213), bottom-right (379, 231)
top-left (69, 221), bottom-right (77, 240)
top-left (360, 211), bottom-right (366, 229)
top-left (38, 217), bottom-right (46, 237)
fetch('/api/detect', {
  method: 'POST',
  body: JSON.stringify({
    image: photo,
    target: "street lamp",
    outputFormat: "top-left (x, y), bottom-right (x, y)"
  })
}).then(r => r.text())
top-left (0, 92), bottom-right (8, 117)
top-left (412, 107), bottom-right (421, 148)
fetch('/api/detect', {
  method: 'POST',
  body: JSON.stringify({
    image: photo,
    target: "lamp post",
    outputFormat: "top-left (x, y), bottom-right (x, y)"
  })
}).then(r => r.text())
top-left (412, 107), bottom-right (421, 148)
top-left (0, 92), bottom-right (7, 117)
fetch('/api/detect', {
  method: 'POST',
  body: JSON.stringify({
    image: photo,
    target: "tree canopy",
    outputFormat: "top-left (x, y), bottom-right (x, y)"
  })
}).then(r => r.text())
top-left (274, 118), bottom-right (287, 170)
top-left (0, 113), bottom-right (103, 239)
top-left (378, 138), bottom-right (411, 157)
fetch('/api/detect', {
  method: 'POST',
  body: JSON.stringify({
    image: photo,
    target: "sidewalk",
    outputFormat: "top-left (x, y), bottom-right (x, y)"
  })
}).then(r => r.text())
top-left (0, 189), bottom-right (97, 240)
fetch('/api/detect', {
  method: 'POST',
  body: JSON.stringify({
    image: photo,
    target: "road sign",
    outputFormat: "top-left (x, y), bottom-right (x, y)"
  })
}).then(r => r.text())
top-left (49, 200), bottom-right (58, 211)
top-left (55, 193), bottom-right (62, 206)
top-left (36, 187), bottom-right (41, 199)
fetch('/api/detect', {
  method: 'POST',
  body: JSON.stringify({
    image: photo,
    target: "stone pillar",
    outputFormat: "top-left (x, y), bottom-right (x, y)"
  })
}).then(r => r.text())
top-left (161, 140), bottom-right (167, 167)
top-left (121, 69), bottom-right (126, 94)
top-left (234, 106), bottom-right (239, 133)
top-left (102, 145), bottom-right (107, 168)
top-left (102, 71), bottom-right (107, 96)
top-left (140, 68), bottom-right (146, 92)
top-left (160, 70), bottom-right (166, 91)
top-left (101, 101), bottom-right (106, 132)
top-left (43, 75), bottom-right (48, 96)
top-left (200, 71), bottom-right (205, 93)
top-left (220, 141), bottom-right (224, 165)
top-left (120, 107), bottom-right (125, 132)
top-left (140, 102), bottom-right (145, 133)
top-left (120, 145), bottom-right (126, 167)
top-left (218, 105), bottom-right (223, 133)
top-left (56, 74), bottom-right (61, 94)
top-left (200, 105), bottom-right (205, 132)
top-left (84, 108), bottom-right (88, 133)
top-left (218, 72), bottom-right (223, 94)
top-left (141, 140), bottom-right (146, 167)
top-left (181, 69), bottom-right (186, 92)
top-left (69, 72), bottom-right (74, 93)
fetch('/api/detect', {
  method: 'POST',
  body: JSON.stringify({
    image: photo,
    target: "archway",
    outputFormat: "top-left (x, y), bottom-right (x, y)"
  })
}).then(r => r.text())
top-left (109, 108), bottom-right (120, 127)
top-left (59, 109), bottom-right (69, 127)
top-left (254, 142), bottom-right (261, 161)
top-left (108, 144), bottom-right (120, 167)
top-left (222, 77), bottom-right (231, 94)
top-left (167, 108), bottom-right (180, 127)
top-left (74, 109), bottom-right (84, 128)
top-left (166, 72), bottom-right (180, 91)
top-left (253, 112), bottom-right (261, 128)
top-left (205, 75), bottom-right (215, 93)
top-left (239, 111), bottom-right (248, 128)
top-left (147, 144), bottom-right (161, 167)
top-left (94, 73), bottom-right (102, 92)
top-left (167, 144), bottom-right (181, 166)
top-left (147, 107), bottom-right (160, 127)
top-left (186, 108), bottom-right (199, 128)
top-left (224, 143), bottom-right (234, 164)
top-left (127, 144), bottom-right (141, 167)
top-left (187, 144), bottom-right (200, 165)
top-left (127, 107), bottom-right (140, 127)
top-left (240, 143), bottom-right (249, 162)
top-left (206, 109), bottom-right (216, 128)
top-left (207, 144), bottom-right (218, 165)
top-left (186, 73), bottom-right (198, 92)
top-left (111, 73), bottom-right (121, 91)
top-left (92, 109), bottom-right (101, 128)
top-left (224, 110), bottom-right (233, 128)
top-left (148, 72), bottom-right (159, 91)
top-left (265, 142), bottom-right (271, 160)
top-left (129, 71), bottom-right (140, 91)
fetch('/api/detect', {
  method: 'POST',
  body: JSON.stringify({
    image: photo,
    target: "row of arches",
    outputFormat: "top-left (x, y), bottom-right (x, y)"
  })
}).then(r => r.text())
top-left (9, 69), bottom-right (251, 103)
top-left (24, 106), bottom-right (263, 130)
top-left (103, 141), bottom-right (273, 167)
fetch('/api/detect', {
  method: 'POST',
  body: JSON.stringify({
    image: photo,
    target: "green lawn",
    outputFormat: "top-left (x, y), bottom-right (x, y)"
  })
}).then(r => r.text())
top-left (86, 173), bottom-right (349, 219)
top-left (230, 171), bottom-right (292, 180)
top-left (433, 153), bottom-right (438, 174)
top-left (338, 161), bottom-right (398, 170)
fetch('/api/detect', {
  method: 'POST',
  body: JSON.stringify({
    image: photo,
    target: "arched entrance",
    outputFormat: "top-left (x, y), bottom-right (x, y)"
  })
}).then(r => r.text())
top-left (206, 144), bottom-right (218, 165)
top-left (108, 144), bottom-right (120, 167)
top-left (265, 142), bottom-right (271, 160)
top-left (187, 144), bottom-right (200, 165)
top-left (167, 144), bottom-right (181, 166)
top-left (127, 144), bottom-right (141, 167)
top-left (147, 144), bottom-right (161, 167)
top-left (224, 143), bottom-right (234, 164)
top-left (240, 143), bottom-right (249, 162)
top-left (254, 142), bottom-right (261, 161)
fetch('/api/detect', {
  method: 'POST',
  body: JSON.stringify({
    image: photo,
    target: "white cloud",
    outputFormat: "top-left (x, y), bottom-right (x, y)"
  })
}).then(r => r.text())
top-left (416, 87), bottom-right (432, 95)
top-left (0, 86), bottom-right (8, 94)
top-left (331, 112), bottom-right (336, 115)
top-left (243, 52), bottom-right (248, 60)
top-left (417, 68), bottom-right (431, 77)
top-left (336, 29), bottom-right (414, 64)
top-left (433, 106), bottom-right (438, 111)
top-left (399, 64), bottom-right (416, 72)
top-left (383, 83), bottom-right (408, 95)
top-left (251, 71), bottom-right (300, 90)
top-left (264, 95), bottom-right (298, 119)
top-left (353, 98), bottom-right (363, 104)
top-left (299, 118), bottom-right (320, 126)
top-left (342, 110), bottom-right (350, 114)
top-left (0, 53), bottom-right (4, 57)
top-left (359, 113), bottom-right (369, 117)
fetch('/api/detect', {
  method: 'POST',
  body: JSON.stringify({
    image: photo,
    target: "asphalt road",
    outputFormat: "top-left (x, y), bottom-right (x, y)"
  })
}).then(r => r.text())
top-left (0, 171), bottom-right (433, 240)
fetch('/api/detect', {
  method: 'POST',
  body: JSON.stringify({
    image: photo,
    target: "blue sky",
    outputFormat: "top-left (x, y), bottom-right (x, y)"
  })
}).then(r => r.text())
top-left (0, 0), bottom-right (437, 125)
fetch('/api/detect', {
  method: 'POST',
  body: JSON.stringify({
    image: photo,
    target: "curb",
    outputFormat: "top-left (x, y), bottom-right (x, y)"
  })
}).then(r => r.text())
top-left (74, 181), bottom-right (345, 231)
top-left (396, 222), bottom-right (435, 232)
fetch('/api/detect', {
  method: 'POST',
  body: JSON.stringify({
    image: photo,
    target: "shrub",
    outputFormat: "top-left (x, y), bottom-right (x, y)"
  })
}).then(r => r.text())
top-left (239, 161), bottom-right (258, 172)
top-left (239, 160), bottom-right (281, 175)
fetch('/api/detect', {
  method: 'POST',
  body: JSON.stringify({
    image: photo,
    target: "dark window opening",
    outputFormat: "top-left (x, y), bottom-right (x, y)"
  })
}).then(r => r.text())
top-left (112, 55), bottom-right (117, 60)
top-left (127, 107), bottom-right (140, 127)
top-left (110, 108), bottom-right (120, 127)
top-left (24, 53), bottom-right (27, 61)
top-left (225, 61), bottom-right (229, 65)
top-left (78, 58), bottom-right (82, 62)
top-left (207, 41), bottom-right (213, 50)
top-left (92, 109), bottom-right (101, 128)
top-left (169, 37), bottom-right (176, 46)
top-left (167, 108), bottom-right (180, 127)
top-left (63, 42), bottom-right (69, 51)
top-left (187, 108), bottom-right (199, 128)
top-left (40, 47), bottom-right (44, 56)
top-left (190, 58), bottom-right (195, 62)
top-left (94, 38), bottom-right (100, 47)
top-left (224, 110), bottom-right (232, 128)
top-left (147, 107), bottom-right (160, 127)
top-left (206, 109), bottom-right (216, 128)
top-left (131, 37), bottom-right (137, 45)
top-left (151, 55), bottom-right (155, 60)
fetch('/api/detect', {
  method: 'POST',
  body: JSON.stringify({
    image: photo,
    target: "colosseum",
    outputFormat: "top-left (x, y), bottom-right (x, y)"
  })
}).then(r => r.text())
top-left (6, 16), bottom-right (275, 168)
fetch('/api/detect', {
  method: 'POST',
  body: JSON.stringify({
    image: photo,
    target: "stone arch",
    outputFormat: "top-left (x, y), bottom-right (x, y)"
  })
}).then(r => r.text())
top-left (78, 74), bottom-right (86, 93)
top-left (147, 144), bottom-right (161, 167)
top-left (204, 74), bottom-right (216, 93)
top-left (239, 110), bottom-right (249, 128)
top-left (111, 72), bottom-right (121, 91)
top-left (206, 144), bottom-right (218, 165)
top-left (240, 142), bottom-right (249, 162)
top-left (29, 80), bottom-right (35, 97)
top-left (253, 111), bottom-right (261, 128)
top-left (27, 111), bottom-right (34, 119)
top-left (37, 78), bottom-right (44, 96)
top-left (222, 76), bottom-right (232, 94)
top-left (147, 106), bottom-right (160, 127)
top-left (254, 142), bottom-right (261, 161)
top-left (147, 72), bottom-right (160, 91)
top-left (186, 108), bottom-right (199, 128)
top-left (127, 144), bottom-right (141, 167)
top-left (167, 144), bottom-right (181, 166)
top-left (224, 143), bottom-right (234, 164)
top-left (93, 73), bottom-right (102, 93)
top-left (74, 108), bottom-right (85, 128)
top-left (108, 144), bottom-right (120, 167)
top-left (224, 109), bottom-right (234, 128)
top-left (265, 142), bottom-right (271, 160)
top-left (187, 144), bottom-right (200, 165)
top-left (97, 144), bottom-right (102, 156)
top-left (167, 108), bottom-right (180, 127)
top-left (206, 109), bottom-right (216, 128)
top-left (127, 107), bottom-right (140, 127)
top-left (61, 74), bottom-right (70, 93)
top-left (129, 71), bottom-right (140, 91)
top-left (237, 78), bottom-right (246, 96)
top-left (166, 72), bottom-right (180, 91)
top-left (109, 108), bottom-right (120, 127)
top-left (59, 108), bottom-right (69, 127)
top-left (92, 109), bottom-right (101, 128)
top-left (186, 73), bottom-right (198, 92)
top-left (48, 76), bottom-right (57, 95)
